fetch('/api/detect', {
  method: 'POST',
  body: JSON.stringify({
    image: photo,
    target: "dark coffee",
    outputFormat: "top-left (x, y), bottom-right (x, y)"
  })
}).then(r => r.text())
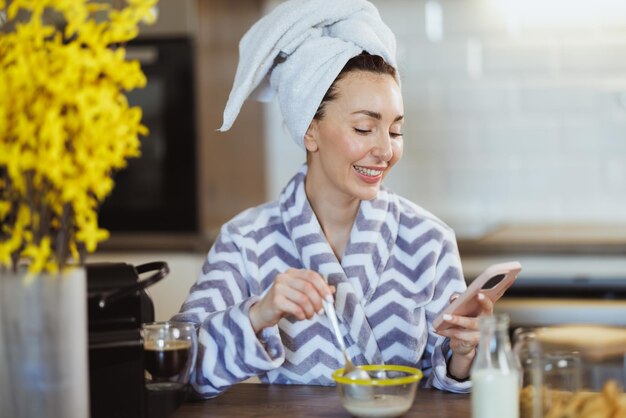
top-left (144, 340), bottom-right (191, 378)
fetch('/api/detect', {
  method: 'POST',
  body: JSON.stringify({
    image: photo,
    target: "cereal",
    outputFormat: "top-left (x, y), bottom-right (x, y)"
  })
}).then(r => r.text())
top-left (520, 380), bottom-right (626, 418)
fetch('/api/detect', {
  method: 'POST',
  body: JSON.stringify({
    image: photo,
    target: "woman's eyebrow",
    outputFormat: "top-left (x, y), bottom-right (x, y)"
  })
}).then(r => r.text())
top-left (351, 110), bottom-right (404, 122)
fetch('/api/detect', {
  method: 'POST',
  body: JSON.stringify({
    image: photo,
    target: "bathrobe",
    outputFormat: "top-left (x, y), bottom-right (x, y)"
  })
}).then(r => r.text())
top-left (173, 165), bottom-right (471, 397)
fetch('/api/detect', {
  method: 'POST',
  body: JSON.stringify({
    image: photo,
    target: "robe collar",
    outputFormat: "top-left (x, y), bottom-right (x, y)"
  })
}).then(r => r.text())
top-left (279, 164), bottom-right (400, 365)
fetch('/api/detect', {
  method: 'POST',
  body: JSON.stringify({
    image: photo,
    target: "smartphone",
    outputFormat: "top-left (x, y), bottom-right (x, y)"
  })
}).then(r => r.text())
top-left (433, 261), bottom-right (522, 332)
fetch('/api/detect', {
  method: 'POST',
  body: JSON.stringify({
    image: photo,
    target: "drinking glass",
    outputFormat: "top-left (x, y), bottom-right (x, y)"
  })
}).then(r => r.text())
top-left (541, 351), bottom-right (583, 414)
top-left (142, 321), bottom-right (198, 391)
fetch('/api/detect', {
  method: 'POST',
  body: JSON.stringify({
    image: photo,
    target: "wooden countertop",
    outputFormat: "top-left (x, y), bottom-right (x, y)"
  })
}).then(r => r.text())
top-left (94, 223), bottom-right (626, 255)
top-left (171, 384), bottom-right (470, 418)
top-left (458, 224), bottom-right (626, 255)
top-left (95, 232), bottom-right (214, 253)
top-left (461, 254), bottom-right (626, 279)
top-left (478, 224), bottom-right (626, 246)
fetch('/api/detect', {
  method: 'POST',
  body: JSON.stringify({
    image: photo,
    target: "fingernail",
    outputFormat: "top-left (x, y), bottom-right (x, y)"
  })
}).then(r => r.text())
top-left (443, 314), bottom-right (453, 321)
top-left (478, 293), bottom-right (485, 300)
top-left (318, 308), bottom-right (324, 315)
top-left (325, 295), bottom-right (334, 303)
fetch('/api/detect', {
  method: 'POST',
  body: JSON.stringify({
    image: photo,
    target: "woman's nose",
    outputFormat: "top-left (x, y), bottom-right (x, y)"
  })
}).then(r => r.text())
top-left (373, 133), bottom-right (393, 162)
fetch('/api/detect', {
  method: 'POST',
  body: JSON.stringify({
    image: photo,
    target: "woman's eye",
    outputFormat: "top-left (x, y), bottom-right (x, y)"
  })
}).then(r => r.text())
top-left (354, 128), bottom-right (371, 134)
top-left (390, 132), bottom-right (403, 138)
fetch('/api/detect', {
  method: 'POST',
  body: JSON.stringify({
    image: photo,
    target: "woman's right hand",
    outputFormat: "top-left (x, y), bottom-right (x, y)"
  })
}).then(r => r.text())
top-left (249, 268), bottom-right (335, 333)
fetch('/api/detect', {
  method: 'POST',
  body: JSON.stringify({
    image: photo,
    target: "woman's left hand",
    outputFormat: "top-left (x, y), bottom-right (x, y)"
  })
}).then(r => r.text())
top-left (434, 292), bottom-right (494, 380)
top-left (436, 292), bottom-right (494, 356)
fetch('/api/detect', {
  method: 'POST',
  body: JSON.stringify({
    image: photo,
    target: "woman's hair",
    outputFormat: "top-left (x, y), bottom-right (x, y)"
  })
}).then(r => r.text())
top-left (313, 52), bottom-right (397, 121)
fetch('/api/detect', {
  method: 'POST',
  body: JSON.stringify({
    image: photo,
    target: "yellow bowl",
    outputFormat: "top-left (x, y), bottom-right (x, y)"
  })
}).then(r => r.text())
top-left (332, 365), bottom-right (423, 418)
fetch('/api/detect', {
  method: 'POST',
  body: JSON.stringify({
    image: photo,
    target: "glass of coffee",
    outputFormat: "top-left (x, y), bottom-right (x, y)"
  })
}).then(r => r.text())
top-left (141, 321), bottom-right (198, 391)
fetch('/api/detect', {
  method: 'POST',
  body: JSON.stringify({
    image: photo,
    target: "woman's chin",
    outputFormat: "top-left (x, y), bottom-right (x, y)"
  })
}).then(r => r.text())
top-left (353, 185), bottom-right (381, 201)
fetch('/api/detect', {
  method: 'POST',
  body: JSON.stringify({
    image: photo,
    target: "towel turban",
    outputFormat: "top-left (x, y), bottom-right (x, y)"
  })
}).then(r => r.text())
top-left (219, 0), bottom-right (398, 150)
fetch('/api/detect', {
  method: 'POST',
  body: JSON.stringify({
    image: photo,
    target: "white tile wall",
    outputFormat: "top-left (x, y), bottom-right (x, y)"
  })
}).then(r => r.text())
top-left (263, 0), bottom-right (626, 235)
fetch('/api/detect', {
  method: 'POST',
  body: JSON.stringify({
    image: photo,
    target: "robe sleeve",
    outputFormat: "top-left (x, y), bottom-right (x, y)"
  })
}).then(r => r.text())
top-left (171, 226), bottom-right (285, 398)
top-left (418, 228), bottom-right (472, 393)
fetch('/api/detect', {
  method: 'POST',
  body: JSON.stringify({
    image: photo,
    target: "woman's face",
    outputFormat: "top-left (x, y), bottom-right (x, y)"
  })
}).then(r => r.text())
top-left (304, 70), bottom-right (404, 202)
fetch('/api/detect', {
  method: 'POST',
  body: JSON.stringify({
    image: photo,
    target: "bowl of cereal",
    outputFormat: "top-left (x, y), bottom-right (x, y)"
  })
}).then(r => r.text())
top-left (332, 365), bottom-right (423, 418)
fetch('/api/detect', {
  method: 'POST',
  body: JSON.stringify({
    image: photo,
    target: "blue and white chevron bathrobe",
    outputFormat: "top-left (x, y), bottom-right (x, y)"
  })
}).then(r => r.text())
top-left (173, 165), bottom-right (471, 397)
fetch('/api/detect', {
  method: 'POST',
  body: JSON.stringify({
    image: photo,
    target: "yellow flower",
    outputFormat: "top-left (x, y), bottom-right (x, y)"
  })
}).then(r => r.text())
top-left (76, 219), bottom-right (110, 254)
top-left (0, 0), bottom-right (157, 274)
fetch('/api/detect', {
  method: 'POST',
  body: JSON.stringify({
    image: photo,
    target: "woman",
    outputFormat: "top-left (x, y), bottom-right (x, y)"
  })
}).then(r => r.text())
top-left (173, 0), bottom-right (492, 398)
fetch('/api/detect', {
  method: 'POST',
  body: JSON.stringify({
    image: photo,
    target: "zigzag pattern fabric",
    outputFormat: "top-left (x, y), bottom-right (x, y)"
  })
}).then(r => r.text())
top-left (173, 164), bottom-right (471, 398)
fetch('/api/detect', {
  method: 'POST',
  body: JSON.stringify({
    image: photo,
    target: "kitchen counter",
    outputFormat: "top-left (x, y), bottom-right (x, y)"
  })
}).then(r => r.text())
top-left (171, 384), bottom-right (470, 418)
top-left (461, 254), bottom-right (626, 280)
top-left (96, 224), bottom-right (626, 255)
top-left (495, 298), bottom-right (626, 327)
top-left (96, 232), bottom-right (214, 253)
top-left (461, 248), bottom-right (626, 328)
top-left (458, 224), bottom-right (626, 255)
top-left (92, 224), bottom-right (626, 326)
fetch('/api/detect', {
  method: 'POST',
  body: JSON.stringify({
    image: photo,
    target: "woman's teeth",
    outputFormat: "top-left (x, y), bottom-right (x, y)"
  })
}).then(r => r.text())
top-left (353, 166), bottom-right (383, 177)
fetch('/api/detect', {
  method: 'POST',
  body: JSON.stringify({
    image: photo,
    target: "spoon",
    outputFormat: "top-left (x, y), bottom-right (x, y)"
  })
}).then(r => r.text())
top-left (322, 296), bottom-right (372, 385)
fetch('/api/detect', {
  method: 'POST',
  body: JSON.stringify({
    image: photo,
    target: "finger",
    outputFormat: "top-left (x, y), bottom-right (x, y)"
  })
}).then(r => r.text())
top-left (274, 280), bottom-right (318, 319)
top-left (439, 313), bottom-right (480, 331)
top-left (303, 270), bottom-right (334, 298)
top-left (292, 270), bottom-right (333, 307)
top-left (436, 328), bottom-right (479, 346)
top-left (283, 274), bottom-right (327, 314)
top-left (449, 293), bottom-right (460, 303)
top-left (477, 292), bottom-right (494, 315)
top-left (276, 270), bottom-right (323, 304)
top-left (274, 294), bottom-right (307, 321)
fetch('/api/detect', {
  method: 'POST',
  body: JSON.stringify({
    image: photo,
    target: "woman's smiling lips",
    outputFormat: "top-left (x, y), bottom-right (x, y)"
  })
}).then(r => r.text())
top-left (353, 165), bottom-right (385, 183)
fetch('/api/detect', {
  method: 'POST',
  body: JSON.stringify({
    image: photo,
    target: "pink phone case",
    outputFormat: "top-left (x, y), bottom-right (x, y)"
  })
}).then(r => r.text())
top-left (432, 261), bottom-right (522, 332)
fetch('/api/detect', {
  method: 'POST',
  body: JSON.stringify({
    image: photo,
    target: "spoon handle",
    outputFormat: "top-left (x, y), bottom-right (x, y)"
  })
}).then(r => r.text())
top-left (322, 297), bottom-right (347, 354)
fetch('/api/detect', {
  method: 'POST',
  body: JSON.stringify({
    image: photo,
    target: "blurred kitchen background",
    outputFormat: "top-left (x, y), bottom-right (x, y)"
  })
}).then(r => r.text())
top-left (91, 0), bottom-right (626, 327)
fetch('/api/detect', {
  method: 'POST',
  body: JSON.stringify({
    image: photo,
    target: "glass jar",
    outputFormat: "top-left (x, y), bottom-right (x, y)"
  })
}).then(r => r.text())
top-left (471, 314), bottom-right (520, 418)
top-left (513, 328), bottom-right (543, 418)
top-left (541, 351), bottom-right (583, 414)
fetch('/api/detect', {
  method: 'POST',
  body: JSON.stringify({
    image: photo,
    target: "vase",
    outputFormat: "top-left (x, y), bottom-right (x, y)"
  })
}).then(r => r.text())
top-left (0, 267), bottom-right (90, 418)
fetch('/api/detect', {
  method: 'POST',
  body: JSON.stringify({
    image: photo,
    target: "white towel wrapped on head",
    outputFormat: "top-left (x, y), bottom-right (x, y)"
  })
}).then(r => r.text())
top-left (219, 0), bottom-right (397, 149)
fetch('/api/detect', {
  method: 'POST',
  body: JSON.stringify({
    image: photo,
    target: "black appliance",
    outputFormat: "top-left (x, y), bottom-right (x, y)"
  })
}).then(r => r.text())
top-left (87, 261), bottom-right (168, 418)
top-left (98, 37), bottom-right (198, 233)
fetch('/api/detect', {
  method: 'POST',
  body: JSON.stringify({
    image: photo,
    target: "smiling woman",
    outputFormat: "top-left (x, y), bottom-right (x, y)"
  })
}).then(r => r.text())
top-left (303, 55), bottom-right (405, 256)
top-left (171, 0), bottom-right (489, 400)
top-left (307, 55), bottom-right (403, 183)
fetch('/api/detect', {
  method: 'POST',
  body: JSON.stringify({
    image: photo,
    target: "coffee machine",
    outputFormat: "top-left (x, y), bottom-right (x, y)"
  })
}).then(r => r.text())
top-left (86, 261), bottom-right (168, 418)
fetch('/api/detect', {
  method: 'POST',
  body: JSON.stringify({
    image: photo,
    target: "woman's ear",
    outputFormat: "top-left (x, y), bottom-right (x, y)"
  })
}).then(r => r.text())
top-left (303, 120), bottom-right (320, 152)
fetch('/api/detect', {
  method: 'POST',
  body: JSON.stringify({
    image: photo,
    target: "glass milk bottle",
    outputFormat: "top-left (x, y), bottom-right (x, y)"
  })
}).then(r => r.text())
top-left (471, 314), bottom-right (520, 418)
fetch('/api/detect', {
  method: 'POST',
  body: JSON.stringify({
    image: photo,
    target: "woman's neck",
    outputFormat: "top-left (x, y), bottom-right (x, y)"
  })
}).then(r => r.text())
top-left (304, 171), bottom-right (360, 261)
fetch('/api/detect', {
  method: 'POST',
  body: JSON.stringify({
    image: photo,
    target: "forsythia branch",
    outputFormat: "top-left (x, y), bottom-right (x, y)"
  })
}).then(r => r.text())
top-left (0, 0), bottom-right (157, 274)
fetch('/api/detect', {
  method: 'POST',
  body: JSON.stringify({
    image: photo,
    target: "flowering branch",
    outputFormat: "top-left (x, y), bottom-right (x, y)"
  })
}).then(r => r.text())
top-left (0, 0), bottom-right (157, 274)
